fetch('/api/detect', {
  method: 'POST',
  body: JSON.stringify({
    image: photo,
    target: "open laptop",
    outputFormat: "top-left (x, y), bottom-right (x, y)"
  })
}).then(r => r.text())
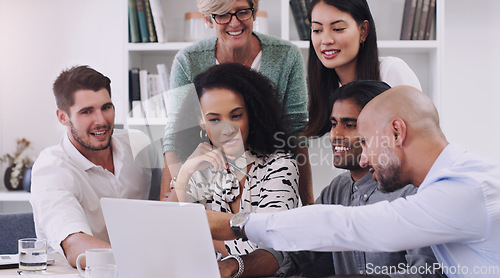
top-left (101, 198), bottom-right (220, 278)
top-left (0, 254), bottom-right (55, 269)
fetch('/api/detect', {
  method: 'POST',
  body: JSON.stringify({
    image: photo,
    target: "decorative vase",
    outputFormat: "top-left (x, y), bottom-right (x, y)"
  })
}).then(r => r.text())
top-left (3, 165), bottom-right (25, 191)
top-left (22, 164), bottom-right (33, 192)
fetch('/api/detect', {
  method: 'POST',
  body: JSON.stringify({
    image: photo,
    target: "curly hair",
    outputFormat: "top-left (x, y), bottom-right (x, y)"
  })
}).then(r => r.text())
top-left (172, 63), bottom-right (292, 161)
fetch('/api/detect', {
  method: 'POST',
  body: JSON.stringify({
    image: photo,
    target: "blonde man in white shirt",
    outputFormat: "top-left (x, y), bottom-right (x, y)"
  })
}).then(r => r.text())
top-left (30, 65), bottom-right (160, 268)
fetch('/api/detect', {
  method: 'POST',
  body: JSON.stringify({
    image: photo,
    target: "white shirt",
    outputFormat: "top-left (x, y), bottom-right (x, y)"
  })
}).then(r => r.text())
top-left (245, 144), bottom-right (500, 278)
top-left (379, 56), bottom-right (422, 91)
top-left (215, 51), bottom-right (263, 71)
top-left (30, 129), bottom-right (159, 254)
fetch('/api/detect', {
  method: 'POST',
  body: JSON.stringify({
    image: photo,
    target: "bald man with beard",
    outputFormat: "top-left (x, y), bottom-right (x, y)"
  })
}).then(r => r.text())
top-left (208, 86), bottom-right (500, 278)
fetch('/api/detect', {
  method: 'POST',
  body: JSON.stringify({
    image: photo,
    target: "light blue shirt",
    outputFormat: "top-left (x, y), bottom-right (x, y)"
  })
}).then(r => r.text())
top-left (245, 143), bottom-right (500, 278)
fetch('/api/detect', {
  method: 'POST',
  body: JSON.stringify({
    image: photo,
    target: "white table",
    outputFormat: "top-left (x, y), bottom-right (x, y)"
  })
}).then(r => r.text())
top-left (0, 253), bottom-right (79, 277)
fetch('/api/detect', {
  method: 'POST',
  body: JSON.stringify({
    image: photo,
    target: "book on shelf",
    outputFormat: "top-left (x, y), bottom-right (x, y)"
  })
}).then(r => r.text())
top-left (143, 0), bottom-right (158, 42)
top-left (400, 0), bottom-right (417, 40)
top-left (290, 0), bottom-right (308, 40)
top-left (417, 0), bottom-right (430, 40)
top-left (299, 0), bottom-right (311, 39)
top-left (424, 0), bottom-right (436, 40)
top-left (148, 74), bottom-right (162, 99)
top-left (304, 0), bottom-right (311, 13)
top-left (401, 0), bottom-right (436, 40)
top-left (129, 66), bottom-right (169, 119)
top-left (135, 0), bottom-right (150, 43)
top-left (411, 0), bottom-right (424, 40)
top-left (148, 74), bottom-right (167, 119)
top-left (139, 69), bottom-right (149, 107)
top-left (148, 0), bottom-right (167, 43)
top-left (128, 0), bottom-right (141, 43)
top-left (129, 68), bottom-right (142, 117)
top-left (156, 64), bottom-right (170, 93)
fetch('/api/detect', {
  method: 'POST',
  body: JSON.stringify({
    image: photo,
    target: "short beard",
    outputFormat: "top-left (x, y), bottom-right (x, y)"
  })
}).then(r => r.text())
top-left (70, 122), bottom-right (112, 151)
top-left (376, 145), bottom-right (403, 192)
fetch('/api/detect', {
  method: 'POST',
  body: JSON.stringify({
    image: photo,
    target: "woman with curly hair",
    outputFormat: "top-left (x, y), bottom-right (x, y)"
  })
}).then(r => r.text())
top-left (162, 0), bottom-right (313, 207)
top-left (166, 63), bottom-right (299, 256)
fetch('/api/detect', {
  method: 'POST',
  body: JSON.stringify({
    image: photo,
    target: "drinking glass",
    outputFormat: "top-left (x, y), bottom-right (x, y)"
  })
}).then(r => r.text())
top-left (18, 238), bottom-right (47, 272)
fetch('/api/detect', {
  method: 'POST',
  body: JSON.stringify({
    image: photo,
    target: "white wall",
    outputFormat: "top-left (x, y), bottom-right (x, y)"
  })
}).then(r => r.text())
top-left (441, 0), bottom-right (500, 161)
top-left (0, 0), bottom-right (499, 194)
top-left (0, 0), bottom-right (125, 189)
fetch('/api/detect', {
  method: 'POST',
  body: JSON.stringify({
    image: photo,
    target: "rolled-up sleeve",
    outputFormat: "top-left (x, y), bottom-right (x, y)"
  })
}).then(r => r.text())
top-left (30, 164), bottom-right (92, 254)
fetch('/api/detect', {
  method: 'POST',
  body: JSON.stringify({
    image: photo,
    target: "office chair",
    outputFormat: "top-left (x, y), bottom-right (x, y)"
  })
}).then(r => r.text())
top-left (0, 213), bottom-right (36, 254)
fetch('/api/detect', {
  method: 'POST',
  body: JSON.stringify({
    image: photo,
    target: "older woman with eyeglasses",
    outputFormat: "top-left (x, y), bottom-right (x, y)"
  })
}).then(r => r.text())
top-left (161, 0), bottom-right (314, 206)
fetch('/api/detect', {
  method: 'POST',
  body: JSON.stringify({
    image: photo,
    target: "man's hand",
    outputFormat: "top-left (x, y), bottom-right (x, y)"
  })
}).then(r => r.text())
top-left (61, 232), bottom-right (111, 268)
top-left (206, 210), bottom-right (237, 240)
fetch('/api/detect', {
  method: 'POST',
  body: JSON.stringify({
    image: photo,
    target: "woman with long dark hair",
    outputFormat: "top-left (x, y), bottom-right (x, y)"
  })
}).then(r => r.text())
top-left (304, 0), bottom-right (421, 137)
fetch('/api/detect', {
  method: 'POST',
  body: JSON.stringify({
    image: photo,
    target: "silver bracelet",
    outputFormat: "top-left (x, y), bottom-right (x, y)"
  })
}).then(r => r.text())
top-left (221, 254), bottom-right (244, 278)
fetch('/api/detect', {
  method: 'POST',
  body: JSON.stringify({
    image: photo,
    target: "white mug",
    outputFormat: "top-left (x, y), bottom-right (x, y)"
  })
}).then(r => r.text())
top-left (85, 264), bottom-right (119, 278)
top-left (76, 248), bottom-right (115, 274)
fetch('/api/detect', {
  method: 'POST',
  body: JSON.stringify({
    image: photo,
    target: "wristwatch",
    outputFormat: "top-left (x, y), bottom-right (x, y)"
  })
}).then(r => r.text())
top-left (230, 212), bottom-right (250, 241)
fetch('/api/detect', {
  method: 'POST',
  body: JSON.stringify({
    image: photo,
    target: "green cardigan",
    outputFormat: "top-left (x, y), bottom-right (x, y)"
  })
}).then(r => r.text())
top-left (163, 32), bottom-right (308, 153)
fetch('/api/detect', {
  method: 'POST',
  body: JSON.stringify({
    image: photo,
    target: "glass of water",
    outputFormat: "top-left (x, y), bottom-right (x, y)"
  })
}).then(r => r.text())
top-left (18, 238), bottom-right (47, 272)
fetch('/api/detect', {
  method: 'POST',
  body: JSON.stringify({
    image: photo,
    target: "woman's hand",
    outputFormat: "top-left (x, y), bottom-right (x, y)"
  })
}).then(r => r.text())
top-left (181, 142), bottom-right (229, 175)
top-left (172, 143), bottom-right (230, 202)
top-left (218, 258), bottom-right (239, 278)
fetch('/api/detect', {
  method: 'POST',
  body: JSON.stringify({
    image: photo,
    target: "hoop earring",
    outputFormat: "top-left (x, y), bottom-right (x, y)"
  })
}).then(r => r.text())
top-left (200, 129), bottom-right (208, 140)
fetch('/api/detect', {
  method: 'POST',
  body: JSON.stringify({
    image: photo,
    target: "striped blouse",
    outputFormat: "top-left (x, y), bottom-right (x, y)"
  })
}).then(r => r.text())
top-left (187, 150), bottom-right (300, 255)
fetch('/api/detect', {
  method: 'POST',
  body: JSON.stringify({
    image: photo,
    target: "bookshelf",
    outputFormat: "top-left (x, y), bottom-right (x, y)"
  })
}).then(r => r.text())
top-left (124, 0), bottom-right (444, 127)
top-left (0, 192), bottom-right (30, 202)
top-left (124, 0), bottom-right (444, 197)
top-left (0, 192), bottom-right (32, 213)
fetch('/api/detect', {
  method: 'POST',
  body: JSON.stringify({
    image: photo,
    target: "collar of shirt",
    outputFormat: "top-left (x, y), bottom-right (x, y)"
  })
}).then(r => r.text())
top-left (418, 142), bottom-right (464, 191)
top-left (215, 51), bottom-right (263, 71)
top-left (61, 131), bottom-right (123, 173)
top-left (62, 133), bottom-right (95, 171)
top-left (351, 172), bottom-right (377, 200)
top-left (232, 150), bottom-right (258, 170)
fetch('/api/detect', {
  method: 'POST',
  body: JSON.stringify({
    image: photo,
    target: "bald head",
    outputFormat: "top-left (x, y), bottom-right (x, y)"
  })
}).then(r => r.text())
top-left (359, 86), bottom-right (441, 138)
top-left (358, 86), bottom-right (449, 188)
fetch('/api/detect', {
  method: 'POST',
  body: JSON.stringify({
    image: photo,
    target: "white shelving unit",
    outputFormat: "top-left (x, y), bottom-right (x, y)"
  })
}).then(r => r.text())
top-left (124, 0), bottom-right (444, 127)
top-left (0, 191), bottom-right (30, 201)
top-left (0, 191), bottom-right (32, 213)
top-left (123, 0), bottom-right (443, 197)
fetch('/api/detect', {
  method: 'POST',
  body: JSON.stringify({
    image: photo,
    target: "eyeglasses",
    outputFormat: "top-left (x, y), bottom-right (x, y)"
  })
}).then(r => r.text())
top-left (211, 8), bottom-right (254, 25)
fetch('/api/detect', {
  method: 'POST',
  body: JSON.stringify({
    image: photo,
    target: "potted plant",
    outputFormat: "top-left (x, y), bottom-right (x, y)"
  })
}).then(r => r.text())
top-left (1, 138), bottom-right (33, 191)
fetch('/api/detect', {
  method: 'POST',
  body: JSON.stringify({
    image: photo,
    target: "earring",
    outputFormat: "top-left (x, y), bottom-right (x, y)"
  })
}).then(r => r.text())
top-left (200, 129), bottom-right (208, 140)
